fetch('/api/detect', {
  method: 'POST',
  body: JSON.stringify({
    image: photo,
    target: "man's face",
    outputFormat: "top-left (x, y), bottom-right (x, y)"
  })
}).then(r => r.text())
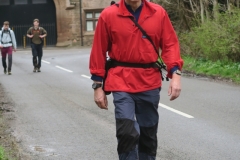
top-left (33, 21), bottom-right (39, 27)
top-left (3, 24), bottom-right (9, 30)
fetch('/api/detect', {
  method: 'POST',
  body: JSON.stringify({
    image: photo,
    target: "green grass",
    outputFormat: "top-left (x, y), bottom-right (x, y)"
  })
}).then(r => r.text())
top-left (0, 146), bottom-right (7, 160)
top-left (183, 56), bottom-right (240, 84)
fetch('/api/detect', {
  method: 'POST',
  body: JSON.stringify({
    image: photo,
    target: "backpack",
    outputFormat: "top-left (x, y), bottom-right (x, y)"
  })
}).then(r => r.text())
top-left (1, 29), bottom-right (12, 44)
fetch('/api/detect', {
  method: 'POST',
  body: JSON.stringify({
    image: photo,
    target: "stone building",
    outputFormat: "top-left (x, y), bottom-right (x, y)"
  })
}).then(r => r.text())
top-left (0, 0), bottom-right (111, 47)
top-left (54, 0), bottom-right (111, 47)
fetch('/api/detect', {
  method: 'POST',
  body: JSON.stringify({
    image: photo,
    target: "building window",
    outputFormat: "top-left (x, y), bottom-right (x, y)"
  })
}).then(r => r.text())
top-left (85, 11), bottom-right (101, 31)
top-left (14, 0), bottom-right (28, 5)
top-left (0, 0), bottom-right (10, 5)
top-left (32, 0), bottom-right (47, 4)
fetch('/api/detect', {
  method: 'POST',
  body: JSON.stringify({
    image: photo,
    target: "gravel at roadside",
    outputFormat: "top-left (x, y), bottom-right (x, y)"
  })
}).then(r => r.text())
top-left (0, 83), bottom-right (30, 160)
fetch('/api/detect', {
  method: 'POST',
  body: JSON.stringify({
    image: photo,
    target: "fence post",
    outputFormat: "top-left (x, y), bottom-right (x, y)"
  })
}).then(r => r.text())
top-left (23, 35), bottom-right (26, 49)
top-left (44, 37), bottom-right (46, 48)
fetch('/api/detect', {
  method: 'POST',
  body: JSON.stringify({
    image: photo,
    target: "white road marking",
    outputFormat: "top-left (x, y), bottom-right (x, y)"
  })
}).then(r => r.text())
top-left (56, 66), bottom-right (73, 73)
top-left (159, 103), bottom-right (194, 119)
top-left (42, 60), bottom-right (50, 64)
top-left (81, 75), bottom-right (91, 79)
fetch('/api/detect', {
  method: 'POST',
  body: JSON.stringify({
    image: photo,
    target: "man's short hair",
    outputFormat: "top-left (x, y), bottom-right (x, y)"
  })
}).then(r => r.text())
top-left (110, 1), bottom-right (115, 5)
top-left (33, 19), bottom-right (39, 23)
top-left (3, 21), bottom-right (9, 25)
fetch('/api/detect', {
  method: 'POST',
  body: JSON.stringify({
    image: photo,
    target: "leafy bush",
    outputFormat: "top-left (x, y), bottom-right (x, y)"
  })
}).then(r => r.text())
top-left (179, 9), bottom-right (240, 62)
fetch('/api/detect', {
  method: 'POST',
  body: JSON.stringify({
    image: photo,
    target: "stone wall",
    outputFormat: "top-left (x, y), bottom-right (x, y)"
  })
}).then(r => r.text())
top-left (52, 0), bottom-right (110, 47)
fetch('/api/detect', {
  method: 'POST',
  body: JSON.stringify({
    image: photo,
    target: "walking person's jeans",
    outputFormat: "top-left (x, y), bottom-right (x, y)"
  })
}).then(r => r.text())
top-left (113, 88), bottom-right (160, 160)
top-left (31, 43), bottom-right (43, 68)
top-left (1, 46), bottom-right (13, 71)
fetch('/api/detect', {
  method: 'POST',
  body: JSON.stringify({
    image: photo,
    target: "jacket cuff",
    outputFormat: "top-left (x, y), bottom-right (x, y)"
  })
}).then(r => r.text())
top-left (170, 66), bottom-right (179, 74)
top-left (91, 74), bottom-right (103, 82)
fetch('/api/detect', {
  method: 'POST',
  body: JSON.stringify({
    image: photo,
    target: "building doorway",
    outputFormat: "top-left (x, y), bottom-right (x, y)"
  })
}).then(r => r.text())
top-left (0, 0), bottom-right (57, 47)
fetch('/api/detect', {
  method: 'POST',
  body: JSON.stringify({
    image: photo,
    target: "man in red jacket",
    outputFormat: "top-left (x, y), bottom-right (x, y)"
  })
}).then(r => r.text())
top-left (89, 0), bottom-right (183, 159)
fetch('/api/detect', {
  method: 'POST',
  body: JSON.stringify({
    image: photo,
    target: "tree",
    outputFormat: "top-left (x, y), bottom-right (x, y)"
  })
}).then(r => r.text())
top-left (200, 0), bottom-right (204, 23)
top-left (213, 0), bottom-right (219, 20)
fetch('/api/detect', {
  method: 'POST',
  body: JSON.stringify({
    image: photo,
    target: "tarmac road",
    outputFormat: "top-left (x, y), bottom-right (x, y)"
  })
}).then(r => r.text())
top-left (0, 48), bottom-right (239, 160)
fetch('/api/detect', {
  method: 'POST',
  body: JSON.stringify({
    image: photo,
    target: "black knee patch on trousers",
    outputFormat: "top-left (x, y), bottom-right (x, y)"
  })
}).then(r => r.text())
top-left (116, 118), bottom-right (139, 154)
top-left (139, 123), bottom-right (158, 156)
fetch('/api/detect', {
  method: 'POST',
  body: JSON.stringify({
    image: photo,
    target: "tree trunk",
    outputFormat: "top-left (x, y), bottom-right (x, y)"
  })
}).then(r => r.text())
top-left (200, 0), bottom-right (204, 23)
top-left (213, 0), bottom-right (219, 20)
top-left (189, 0), bottom-right (196, 15)
top-left (227, 0), bottom-right (230, 11)
top-left (203, 0), bottom-right (210, 21)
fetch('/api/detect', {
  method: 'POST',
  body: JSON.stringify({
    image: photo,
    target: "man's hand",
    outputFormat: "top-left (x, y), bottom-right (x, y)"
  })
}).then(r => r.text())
top-left (94, 87), bottom-right (108, 110)
top-left (0, 45), bottom-right (2, 49)
top-left (168, 74), bottom-right (181, 101)
top-left (39, 35), bottom-right (45, 39)
top-left (28, 35), bottom-right (34, 38)
top-left (13, 49), bottom-right (16, 52)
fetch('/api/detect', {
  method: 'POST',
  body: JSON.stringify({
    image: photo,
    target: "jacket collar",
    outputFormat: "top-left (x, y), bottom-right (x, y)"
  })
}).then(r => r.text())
top-left (117, 0), bottom-right (156, 23)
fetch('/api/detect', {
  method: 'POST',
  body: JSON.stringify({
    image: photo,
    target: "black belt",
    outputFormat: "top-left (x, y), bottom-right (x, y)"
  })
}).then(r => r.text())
top-left (111, 60), bottom-right (159, 69)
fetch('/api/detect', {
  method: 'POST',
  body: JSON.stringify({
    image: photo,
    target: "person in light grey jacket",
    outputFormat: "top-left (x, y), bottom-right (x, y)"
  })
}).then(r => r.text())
top-left (0, 21), bottom-right (17, 75)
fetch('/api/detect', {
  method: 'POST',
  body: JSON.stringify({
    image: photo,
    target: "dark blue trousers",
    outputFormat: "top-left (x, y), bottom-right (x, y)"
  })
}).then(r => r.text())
top-left (113, 88), bottom-right (160, 160)
top-left (31, 43), bottom-right (43, 68)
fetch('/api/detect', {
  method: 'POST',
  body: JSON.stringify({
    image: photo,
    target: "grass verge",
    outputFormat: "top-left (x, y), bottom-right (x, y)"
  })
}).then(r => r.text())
top-left (182, 56), bottom-right (240, 84)
top-left (0, 146), bottom-right (8, 160)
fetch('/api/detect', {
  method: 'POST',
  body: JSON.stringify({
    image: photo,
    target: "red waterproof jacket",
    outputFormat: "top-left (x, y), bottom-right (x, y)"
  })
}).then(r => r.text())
top-left (89, 0), bottom-right (183, 93)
